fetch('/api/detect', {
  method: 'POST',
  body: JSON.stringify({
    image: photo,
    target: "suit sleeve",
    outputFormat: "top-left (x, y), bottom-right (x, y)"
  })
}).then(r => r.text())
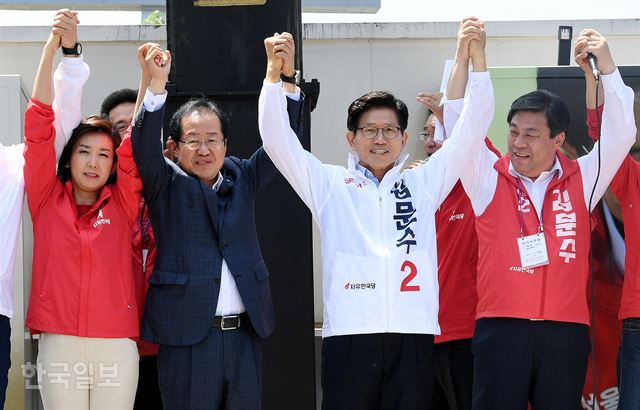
top-left (131, 106), bottom-right (170, 203)
top-left (246, 92), bottom-right (305, 192)
top-left (23, 99), bottom-right (59, 219)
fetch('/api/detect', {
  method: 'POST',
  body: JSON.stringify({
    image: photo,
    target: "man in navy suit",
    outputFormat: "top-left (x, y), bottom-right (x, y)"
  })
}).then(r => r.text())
top-left (131, 42), bottom-right (303, 409)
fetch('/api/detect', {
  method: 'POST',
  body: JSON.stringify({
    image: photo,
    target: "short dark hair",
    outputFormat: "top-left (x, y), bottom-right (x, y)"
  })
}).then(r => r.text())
top-left (347, 91), bottom-right (409, 133)
top-left (168, 97), bottom-right (229, 142)
top-left (507, 89), bottom-right (570, 138)
top-left (100, 88), bottom-right (137, 117)
top-left (57, 116), bottom-right (121, 185)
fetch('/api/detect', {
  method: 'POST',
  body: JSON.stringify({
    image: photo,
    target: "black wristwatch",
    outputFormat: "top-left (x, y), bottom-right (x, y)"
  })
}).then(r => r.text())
top-left (280, 70), bottom-right (300, 85)
top-left (62, 42), bottom-right (82, 56)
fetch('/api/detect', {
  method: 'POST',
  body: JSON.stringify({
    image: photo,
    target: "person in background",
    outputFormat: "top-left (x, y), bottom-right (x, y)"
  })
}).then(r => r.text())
top-left (576, 28), bottom-right (640, 410)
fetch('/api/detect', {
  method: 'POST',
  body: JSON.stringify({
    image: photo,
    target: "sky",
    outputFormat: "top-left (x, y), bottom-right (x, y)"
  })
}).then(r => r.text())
top-left (0, 0), bottom-right (639, 25)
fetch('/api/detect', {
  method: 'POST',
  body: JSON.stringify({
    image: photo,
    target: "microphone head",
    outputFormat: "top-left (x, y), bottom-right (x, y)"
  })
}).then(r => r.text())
top-left (586, 53), bottom-right (600, 79)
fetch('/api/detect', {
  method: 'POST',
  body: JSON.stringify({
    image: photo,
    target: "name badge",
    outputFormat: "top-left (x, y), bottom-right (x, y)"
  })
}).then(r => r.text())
top-left (517, 233), bottom-right (549, 269)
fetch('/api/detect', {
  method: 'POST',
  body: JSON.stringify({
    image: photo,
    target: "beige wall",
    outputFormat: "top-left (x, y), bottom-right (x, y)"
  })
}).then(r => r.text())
top-left (1, 20), bottom-right (638, 350)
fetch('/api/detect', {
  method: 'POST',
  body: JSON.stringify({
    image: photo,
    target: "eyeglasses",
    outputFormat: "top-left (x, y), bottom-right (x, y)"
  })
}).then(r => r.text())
top-left (357, 126), bottom-right (401, 140)
top-left (418, 131), bottom-right (435, 141)
top-left (179, 138), bottom-right (225, 150)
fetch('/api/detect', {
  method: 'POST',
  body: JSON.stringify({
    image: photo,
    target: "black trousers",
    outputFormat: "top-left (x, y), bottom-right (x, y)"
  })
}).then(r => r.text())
top-left (158, 325), bottom-right (261, 410)
top-left (432, 338), bottom-right (473, 410)
top-left (321, 333), bottom-right (434, 410)
top-left (471, 318), bottom-right (590, 410)
top-left (0, 315), bottom-right (9, 409)
top-left (134, 354), bottom-right (163, 410)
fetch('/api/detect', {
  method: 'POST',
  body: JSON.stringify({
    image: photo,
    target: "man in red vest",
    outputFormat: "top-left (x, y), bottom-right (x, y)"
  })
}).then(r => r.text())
top-left (577, 29), bottom-right (640, 410)
top-left (443, 26), bottom-right (637, 409)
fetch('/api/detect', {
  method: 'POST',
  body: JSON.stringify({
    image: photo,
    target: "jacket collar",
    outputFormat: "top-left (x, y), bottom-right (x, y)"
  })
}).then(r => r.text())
top-left (64, 180), bottom-right (112, 219)
top-left (494, 150), bottom-right (580, 190)
top-left (347, 152), bottom-right (409, 185)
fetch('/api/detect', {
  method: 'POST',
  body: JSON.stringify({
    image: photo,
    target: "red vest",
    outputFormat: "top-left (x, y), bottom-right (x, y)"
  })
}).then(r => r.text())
top-left (435, 181), bottom-right (478, 343)
top-left (612, 157), bottom-right (640, 320)
top-left (476, 153), bottom-right (591, 325)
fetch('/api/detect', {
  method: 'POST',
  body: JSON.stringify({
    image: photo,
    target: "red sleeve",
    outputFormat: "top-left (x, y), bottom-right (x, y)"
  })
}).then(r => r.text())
top-left (23, 99), bottom-right (59, 219)
top-left (113, 125), bottom-right (143, 225)
top-left (609, 156), bottom-right (633, 201)
top-left (484, 137), bottom-right (502, 157)
top-left (586, 105), bottom-right (604, 141)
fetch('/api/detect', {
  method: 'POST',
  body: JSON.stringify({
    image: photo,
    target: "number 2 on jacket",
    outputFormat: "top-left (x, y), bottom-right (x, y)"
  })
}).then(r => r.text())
top-left (400, 260), bottom-right (420, 292)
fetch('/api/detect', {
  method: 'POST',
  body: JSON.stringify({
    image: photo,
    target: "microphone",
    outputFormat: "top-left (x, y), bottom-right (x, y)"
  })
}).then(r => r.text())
top-left (586, 53), bottom-right (600, 80)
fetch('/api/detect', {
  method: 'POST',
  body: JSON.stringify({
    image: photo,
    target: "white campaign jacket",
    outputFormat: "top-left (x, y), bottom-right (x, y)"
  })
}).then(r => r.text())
top-left (258, 73), bottom-right (494, 337)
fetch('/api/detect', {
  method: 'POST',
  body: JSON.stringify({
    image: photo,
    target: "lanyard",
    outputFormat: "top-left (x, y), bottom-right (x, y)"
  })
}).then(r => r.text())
top-left (516, 177), bottom-right (543, 238)
top-left (136, 205), bottom-right (151, 243)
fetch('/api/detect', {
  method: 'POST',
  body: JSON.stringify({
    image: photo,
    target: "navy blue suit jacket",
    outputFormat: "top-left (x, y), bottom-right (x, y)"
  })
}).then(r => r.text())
top-left (131, 97), bottom-right (303, 346)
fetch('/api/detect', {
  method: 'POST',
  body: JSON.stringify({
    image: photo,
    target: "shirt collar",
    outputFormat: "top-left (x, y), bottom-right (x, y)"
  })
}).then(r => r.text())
top-left (211, 172), bottom-right (224, 191)
top-left (508, 154), bottom-right (563, 183)
top-left (348, 152), bottom-right (409, 179)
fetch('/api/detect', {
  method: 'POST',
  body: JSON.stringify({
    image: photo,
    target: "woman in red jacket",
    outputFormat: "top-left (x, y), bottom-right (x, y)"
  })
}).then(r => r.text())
top-left (23, 27), bottom-right (143, 409)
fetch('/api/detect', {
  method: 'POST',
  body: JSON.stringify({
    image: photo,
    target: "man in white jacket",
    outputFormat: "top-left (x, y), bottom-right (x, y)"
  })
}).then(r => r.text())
top-left (258, 19), bottom-right (493, 409)
top-left (0, 10), bottom-right (88, 405)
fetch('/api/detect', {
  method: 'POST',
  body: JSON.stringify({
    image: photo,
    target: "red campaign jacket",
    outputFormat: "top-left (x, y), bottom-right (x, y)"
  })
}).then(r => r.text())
top-left (475, 153), bottom-right (591, 324)
top-left (582, 205), bottom-right (623, 408)
top-left (588, 107), bottom-right (640, 320)
top-left (132, 201), bottom-right (159, 356)
top-left (24, 99), bottom-right (142, 338)
top-left (435, 138), bottom-right (501, 343)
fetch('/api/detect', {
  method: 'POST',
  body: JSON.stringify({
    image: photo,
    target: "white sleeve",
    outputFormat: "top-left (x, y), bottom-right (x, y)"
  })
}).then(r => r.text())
top-left (258, 80), bottom-right (333, 217)
top-left (143, 88), bottom-right (168, 112)
top-left (442, 97), bottom-right (464, 142)
top-left (409, 71), bottom-right (495, 209)
top-left (0, 143), bottom-right (25, 178)
top-left (578, 69), bottom-right (637, 211)
top-left (442, 83), bottom-right (499, 216)
top-left (285, 88), bottom-right (301, 101)
top-left (52, 56), bottom-right (90, 160)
